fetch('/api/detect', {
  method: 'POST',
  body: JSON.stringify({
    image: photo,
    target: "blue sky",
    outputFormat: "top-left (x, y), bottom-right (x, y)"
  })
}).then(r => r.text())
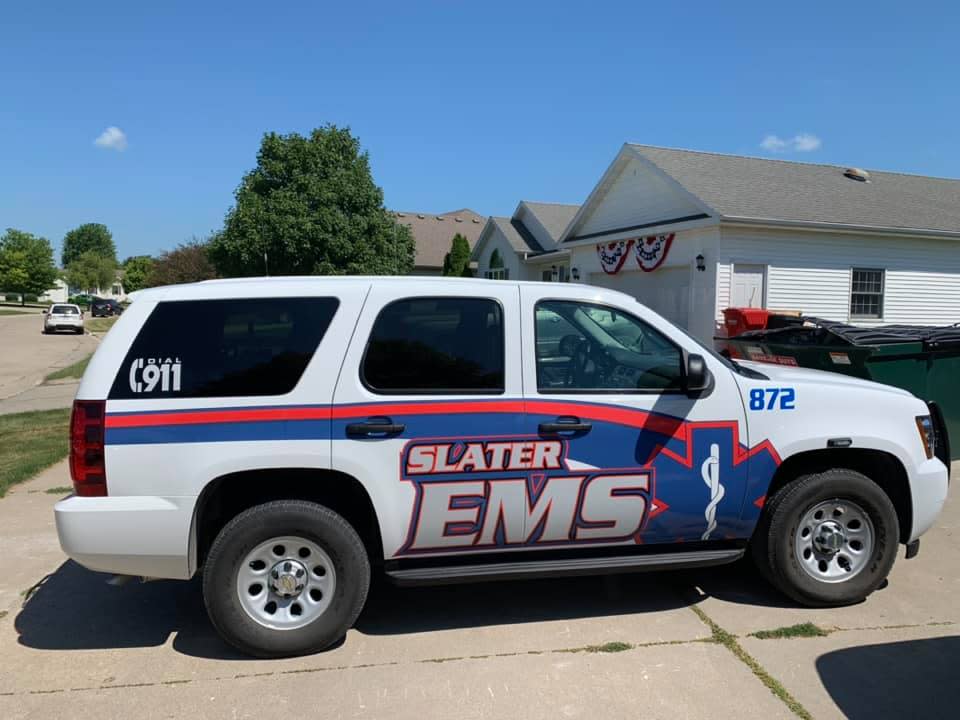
top-left (2, 1), bottom-right (956, 262)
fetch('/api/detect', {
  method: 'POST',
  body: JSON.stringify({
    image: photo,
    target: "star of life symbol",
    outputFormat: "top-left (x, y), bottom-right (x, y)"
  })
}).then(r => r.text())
top-left (701, 443), bottom-right (724, 540)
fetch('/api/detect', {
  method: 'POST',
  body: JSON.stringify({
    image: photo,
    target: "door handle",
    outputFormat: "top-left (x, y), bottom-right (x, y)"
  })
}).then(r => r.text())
top-left (538, 416), bottom-right (592, 435)
top-left (346, 418), bottom-right (406, 438)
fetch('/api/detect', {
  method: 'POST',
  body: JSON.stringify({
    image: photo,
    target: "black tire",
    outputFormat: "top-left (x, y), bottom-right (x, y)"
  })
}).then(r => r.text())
top-left (751, 469), bottom-right (899, 606)
top-left (203, 500), bottom-right (370, 658)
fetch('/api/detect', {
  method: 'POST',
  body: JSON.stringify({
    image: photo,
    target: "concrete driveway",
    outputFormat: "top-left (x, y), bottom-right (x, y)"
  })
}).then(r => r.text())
top-left (0, 462), bottom-right (956, 719)
top-left (0, 312), bottom-right (97, 414)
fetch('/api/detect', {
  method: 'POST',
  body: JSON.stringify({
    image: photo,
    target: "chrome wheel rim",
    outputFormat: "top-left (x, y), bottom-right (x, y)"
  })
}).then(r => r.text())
top-left (794, 499), bottom-right (874, 583)
top-left (237, 536), bottom-right (336, 630)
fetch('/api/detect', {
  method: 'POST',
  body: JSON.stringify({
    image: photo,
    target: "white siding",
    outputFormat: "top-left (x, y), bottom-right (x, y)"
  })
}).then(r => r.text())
top-left (475, 227), bottom-right (535, 281)
top-left (718, 226), bottom-right (960, 326)
top-left (570, 226), bottom-right (721, 341)
top-left (575, 156), bottom-right (705, 238)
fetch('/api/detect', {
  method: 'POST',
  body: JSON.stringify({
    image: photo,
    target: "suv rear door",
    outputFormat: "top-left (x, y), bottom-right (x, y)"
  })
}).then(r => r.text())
top-left (332, 282), bottom-right (522, 560)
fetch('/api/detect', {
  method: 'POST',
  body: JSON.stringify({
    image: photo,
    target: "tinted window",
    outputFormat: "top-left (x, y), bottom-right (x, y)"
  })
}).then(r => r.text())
top-left (363, 297), bottom-right (504, 393)
top-left (109, 297), bottom-right (338, 399)
top-left (535, 300), bottom-right (682, 392)
top-left (51, 305), bottom-right (79, 315)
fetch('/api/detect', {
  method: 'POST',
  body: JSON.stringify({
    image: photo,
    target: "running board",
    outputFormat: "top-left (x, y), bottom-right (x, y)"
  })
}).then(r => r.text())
top-left (385, 548), bottom-right (744, 586)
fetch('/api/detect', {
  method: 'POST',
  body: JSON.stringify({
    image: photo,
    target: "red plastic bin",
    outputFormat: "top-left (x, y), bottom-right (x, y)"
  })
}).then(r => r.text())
top-left (723, 307), bottom-right (772, 337)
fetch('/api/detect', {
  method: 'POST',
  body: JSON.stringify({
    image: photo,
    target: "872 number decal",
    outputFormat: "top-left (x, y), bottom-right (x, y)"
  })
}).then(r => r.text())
top-left (749, 387), bottom-right (796, 411)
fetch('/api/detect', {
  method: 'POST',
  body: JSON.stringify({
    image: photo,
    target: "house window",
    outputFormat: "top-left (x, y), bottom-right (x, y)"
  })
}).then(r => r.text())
top-left (850, 269), bottom-right (884, 319)
top-left (484, 249), bottom-right (507, 280)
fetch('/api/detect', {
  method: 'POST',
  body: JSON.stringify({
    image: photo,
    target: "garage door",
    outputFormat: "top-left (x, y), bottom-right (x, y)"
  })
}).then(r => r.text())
top-left (589, 267), bottom-right (691, 328)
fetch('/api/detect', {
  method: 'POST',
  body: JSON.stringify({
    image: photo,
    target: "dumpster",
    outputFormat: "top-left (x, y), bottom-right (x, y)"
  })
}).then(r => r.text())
top-left (727, 318), bottom-right (960, 460)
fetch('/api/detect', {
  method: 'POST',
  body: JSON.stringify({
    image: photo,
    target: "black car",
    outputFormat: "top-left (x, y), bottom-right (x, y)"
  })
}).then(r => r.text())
top-left (90, 298), bottom-right (124, 317)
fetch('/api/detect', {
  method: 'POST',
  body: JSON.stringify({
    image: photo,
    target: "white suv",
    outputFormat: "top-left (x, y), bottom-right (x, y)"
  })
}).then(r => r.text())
top-left (42, 303), bottom-right (85, 334)
top-left (55, 277), bottom-right (950, 657)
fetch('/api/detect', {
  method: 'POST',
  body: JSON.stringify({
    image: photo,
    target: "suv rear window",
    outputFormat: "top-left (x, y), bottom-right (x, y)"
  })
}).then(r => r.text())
top-left (109, 297), bottom-right (339, 399)
top-left (51, 305), bottom-right (79, 314)
top-left (362, 297), bottom-right (504, 394)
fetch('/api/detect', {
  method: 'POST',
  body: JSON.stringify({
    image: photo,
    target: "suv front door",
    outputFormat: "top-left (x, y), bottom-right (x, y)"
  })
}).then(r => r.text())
top-left (519, 286), bottom-right (755, 551)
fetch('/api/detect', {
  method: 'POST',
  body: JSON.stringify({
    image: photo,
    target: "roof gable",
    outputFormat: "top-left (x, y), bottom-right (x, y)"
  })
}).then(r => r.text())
top-left (563, 145), bottom-right (714, 242)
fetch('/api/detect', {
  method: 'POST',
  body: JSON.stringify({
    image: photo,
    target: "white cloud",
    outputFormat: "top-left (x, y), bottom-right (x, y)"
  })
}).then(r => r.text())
top-left (94, 126), bottom-right (128, 151)
top-left (760, 133), bottom-right (821, 153)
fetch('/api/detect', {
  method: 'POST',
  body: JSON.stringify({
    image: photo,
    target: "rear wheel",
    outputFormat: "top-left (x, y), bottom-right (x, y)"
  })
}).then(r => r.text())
top-left (752, 469), bottom-right (899, 606)
top-left (203, 500), bottom-right (370, 658)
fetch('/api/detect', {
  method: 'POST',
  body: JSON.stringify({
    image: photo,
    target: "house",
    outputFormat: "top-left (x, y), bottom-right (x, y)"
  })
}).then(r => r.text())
top-left (38, 278), bottom-right (69, 304)
top-left (527, 144), bottom-right (960, 344)
top-left (394, 209), bottom-right (486, 274)
top-left (471, 201), bottom-right (581, 281)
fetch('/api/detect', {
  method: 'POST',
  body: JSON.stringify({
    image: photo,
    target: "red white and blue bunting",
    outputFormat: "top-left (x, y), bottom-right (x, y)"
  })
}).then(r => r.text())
top-left (596, 233), bottom-right (675, 274)
top-left (596, 239), bottom-right (634, 275)
top-left (634, 233), bottom-right (674, 272)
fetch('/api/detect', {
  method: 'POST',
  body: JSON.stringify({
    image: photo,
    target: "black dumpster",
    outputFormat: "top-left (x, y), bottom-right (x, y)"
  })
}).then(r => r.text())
top-left (726, 318), bottom-right (960, 461)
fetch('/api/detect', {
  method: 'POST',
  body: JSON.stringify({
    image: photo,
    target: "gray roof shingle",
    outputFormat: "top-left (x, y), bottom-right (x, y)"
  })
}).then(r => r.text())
top-left (522, 201), bottom-right (580, 240)
top-left (630, 145), bottom-right (960, 234)
top-left (490, 216), bottom-right (544, 253)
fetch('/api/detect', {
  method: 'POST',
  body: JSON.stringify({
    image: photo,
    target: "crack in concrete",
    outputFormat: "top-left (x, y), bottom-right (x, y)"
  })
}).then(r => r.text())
top-left (3, 619), bottom-right (957, 698)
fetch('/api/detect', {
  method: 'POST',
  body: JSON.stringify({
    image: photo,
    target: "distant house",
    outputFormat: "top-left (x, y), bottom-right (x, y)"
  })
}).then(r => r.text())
top-left (393, 209), bottom-right (486, 274)
top-left (66, 270), bottom-right (129, 302)
top-left (38, 278), bottom-right (69, 304)
top-left (471, 201), bottom-right (580, 281)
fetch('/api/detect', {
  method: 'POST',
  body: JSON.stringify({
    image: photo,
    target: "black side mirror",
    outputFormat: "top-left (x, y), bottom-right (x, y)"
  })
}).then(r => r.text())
top-left (686, 354), bottom-right (711, 395)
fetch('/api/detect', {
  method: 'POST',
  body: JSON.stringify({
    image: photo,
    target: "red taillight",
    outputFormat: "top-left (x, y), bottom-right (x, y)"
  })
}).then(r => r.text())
top-left (70, 400), bottom-right (107, 497)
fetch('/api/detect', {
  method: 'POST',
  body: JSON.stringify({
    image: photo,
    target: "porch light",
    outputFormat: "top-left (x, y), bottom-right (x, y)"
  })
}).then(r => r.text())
top-left (571, 267), bottom-right (580, 281)
top-left (696, 254), bottom-right (706, 272)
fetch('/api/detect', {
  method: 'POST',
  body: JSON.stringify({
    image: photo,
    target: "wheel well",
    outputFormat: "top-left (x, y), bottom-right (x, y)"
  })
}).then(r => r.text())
top-left (766, 449), bottom-right (912, 543)
top-left (192, 469), bottom-right (383, 570)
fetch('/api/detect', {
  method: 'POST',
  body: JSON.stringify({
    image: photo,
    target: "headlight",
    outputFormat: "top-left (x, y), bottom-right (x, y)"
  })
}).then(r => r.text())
top-left (916, 416), bottom-right (935, 459)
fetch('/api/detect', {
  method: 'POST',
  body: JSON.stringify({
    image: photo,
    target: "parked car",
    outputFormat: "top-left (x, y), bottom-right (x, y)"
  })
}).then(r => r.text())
top-left (91, 298), bottom-right (124, 317)
top-left (55, 277), bottom-right (950, 657)
top-left (42, 303), bottom-right (84, 334)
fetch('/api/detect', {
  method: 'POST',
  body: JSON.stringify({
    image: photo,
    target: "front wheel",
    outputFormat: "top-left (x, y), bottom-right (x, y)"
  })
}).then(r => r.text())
top-left (203, 500), bottom-right (370, 658)
top-left (752, 469), bottom-right (899, 606)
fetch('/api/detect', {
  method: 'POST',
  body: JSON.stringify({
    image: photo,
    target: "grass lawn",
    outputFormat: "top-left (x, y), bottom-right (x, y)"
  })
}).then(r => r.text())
top-left (85, 316), bottom-right (119, 334)
top-left (0, 309), bottom-right (30, 316)
top-left (44, 353), bottom-right (93, 382)
top-left (0, 408), bottom-right (71, 497)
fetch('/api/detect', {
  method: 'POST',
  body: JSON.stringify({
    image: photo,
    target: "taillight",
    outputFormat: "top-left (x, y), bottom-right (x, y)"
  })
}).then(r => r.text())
top-left (70, 400), bottom-right (107, 497)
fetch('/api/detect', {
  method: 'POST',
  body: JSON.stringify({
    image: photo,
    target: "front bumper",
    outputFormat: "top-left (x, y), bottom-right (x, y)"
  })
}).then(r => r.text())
top-left (54, 495), bottom-right (196, 579)
top-left (909, 457), bottom-right (950, 543)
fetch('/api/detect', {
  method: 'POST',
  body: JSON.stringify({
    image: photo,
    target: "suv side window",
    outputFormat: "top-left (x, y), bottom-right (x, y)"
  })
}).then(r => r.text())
top-left (362, 297), bottom-right (504, 394)
top-left (535, 300), bottom-right (682, 392)
top-left (109, 297), bottom-right (339, 399)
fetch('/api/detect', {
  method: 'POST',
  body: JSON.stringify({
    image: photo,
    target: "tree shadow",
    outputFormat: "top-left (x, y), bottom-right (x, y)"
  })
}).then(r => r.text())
top-left (816, 636), bottom-right (960, 719)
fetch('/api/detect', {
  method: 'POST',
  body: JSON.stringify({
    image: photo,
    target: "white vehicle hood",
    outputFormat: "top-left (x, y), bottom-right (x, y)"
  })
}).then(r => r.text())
top-left (737, 360), bottom-right (915, 398)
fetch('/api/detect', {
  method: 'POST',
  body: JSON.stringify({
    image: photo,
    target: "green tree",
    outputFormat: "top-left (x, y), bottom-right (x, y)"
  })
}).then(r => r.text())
top-left (122, 255), bottom-right (155, 292)
top-left (0, 229), bottom-right (59, 304)
top-left (62, 223), bottom-right (116, 267)
top-left (442, 233), bottom-right (473, 277)
top-left (65, 251), bottom-right (117, 294)
top-left (148, 238), bottom-right (217, 286)
top-left (209, 125), bottom-right (415, 277)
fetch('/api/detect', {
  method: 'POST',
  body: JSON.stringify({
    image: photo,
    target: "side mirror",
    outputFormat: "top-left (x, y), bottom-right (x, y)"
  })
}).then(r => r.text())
top-left (685, 354), bottom-right (711, 395)
top-left (42, 309), bottom-right (48, 314)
